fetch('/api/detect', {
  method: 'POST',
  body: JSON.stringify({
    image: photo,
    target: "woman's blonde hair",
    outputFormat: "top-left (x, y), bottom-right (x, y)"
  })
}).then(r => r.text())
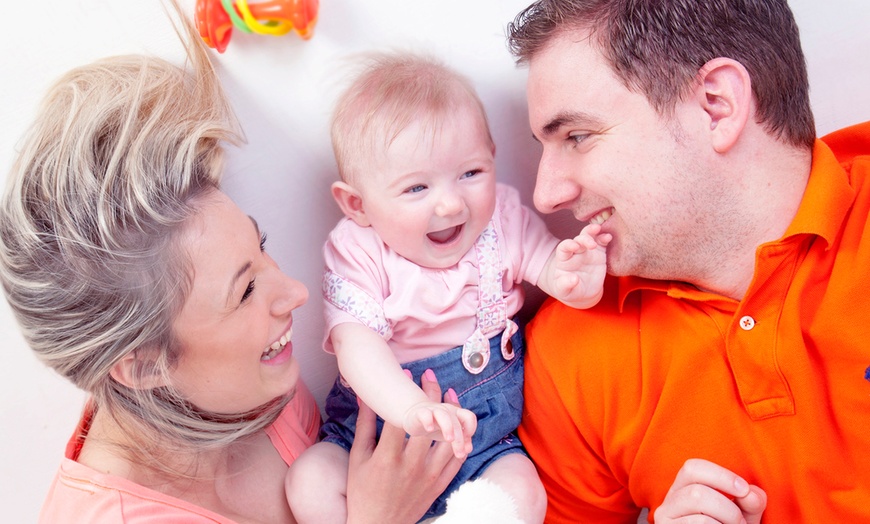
top-left (0, 2), bottom-right (287, 472)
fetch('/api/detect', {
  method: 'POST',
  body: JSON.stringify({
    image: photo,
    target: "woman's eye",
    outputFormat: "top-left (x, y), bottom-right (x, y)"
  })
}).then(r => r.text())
top-left (259, 231), bottom-right (268, 252)
top-left (405, 184), bottom-right (426, 194)
top-left (241, 279), bottom-right (256, 303)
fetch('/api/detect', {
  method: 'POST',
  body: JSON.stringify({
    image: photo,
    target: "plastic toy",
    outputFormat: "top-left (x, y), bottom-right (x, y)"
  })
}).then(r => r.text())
top-left (195, 0), bottom-right (319, 53)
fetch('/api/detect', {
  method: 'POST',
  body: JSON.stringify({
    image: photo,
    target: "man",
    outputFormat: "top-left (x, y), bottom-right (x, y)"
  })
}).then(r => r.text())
top-left (508, 1), bottom-right (870, 522)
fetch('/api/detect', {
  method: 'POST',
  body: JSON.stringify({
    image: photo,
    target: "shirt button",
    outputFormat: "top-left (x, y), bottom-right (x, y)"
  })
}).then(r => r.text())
top-left (739, 315), bottom-right (756, 330)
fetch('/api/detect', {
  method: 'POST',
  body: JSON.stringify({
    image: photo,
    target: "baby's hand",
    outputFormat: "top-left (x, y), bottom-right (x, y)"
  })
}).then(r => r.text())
top-left (552, 223), bottom-right (611, 309)
top-left (403, 398), bottom-right (476, 458)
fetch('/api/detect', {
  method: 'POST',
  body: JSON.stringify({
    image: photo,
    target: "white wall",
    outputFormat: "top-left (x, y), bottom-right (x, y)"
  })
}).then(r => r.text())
top-left (1, 1), bottom-right (868, 521)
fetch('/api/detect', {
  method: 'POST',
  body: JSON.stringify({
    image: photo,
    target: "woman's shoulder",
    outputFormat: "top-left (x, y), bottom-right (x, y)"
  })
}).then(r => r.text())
top-left (265, 380), bottom-right (320, 464)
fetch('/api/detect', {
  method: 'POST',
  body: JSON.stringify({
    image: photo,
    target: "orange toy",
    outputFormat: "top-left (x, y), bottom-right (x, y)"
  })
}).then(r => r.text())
top-left (195, 0), bottom-right (319, 53)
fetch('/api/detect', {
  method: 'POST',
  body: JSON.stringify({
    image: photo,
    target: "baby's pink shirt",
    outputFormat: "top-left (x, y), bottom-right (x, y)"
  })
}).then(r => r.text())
top-left (38, 382), bottom-right (320, 523)
top-left (323, 183), bottom-right (559, 363)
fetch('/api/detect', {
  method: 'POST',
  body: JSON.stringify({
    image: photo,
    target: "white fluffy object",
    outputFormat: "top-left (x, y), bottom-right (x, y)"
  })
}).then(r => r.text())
top-left (433, 478), bottom-right (524, 524)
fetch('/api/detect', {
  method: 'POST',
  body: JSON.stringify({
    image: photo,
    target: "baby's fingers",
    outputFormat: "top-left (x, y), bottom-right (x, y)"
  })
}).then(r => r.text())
top-left (572, 232), bottom-right (602, 252)
top-left (430, 406), bottom-right (472, 458)
top-left (455, 405), bottom-right (477, 454)
top-left (556, 238), bottom-right (583, 260)
top-left (414, 408), bottom-right (437, 434)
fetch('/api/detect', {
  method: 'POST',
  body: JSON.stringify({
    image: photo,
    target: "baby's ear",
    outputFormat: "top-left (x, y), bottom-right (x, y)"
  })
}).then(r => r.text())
top-left (331, 181), bottom-right (371, 227)
top-left (109, 347), bottom-right (167, 390)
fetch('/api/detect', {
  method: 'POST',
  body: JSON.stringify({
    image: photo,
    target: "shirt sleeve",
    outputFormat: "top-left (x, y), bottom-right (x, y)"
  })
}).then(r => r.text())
top-left (321, 219), bottom-right (392, 353)
top-left (265, 379), bottom-right (320, 466)
top-left (494, 184), bottom-right (560, 286)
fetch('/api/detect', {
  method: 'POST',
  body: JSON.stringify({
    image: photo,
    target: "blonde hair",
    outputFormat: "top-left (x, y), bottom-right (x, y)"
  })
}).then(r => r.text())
top-left (0, 1), bottom-right (287, 472)
top-left (330, 51), bottom-right (494, 184)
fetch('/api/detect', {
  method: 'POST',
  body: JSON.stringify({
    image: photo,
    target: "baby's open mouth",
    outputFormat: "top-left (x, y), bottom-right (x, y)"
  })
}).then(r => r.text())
top-left (427, 225), bottom-right (463, 244)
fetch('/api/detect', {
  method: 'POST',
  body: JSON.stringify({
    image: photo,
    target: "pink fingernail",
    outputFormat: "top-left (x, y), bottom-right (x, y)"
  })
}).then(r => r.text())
top-left (424, 368), bottom-right (436, 381)
top-left (447, 388), bottom-right (459, 403)
top-left (403, 369), bottom-right (413, 378)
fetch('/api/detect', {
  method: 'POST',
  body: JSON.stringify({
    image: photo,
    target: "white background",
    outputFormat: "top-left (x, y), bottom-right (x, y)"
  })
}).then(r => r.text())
top-left (1, 1), bottom-right (868, 521)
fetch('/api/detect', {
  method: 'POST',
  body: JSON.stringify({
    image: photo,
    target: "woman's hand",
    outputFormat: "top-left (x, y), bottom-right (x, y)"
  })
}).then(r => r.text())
top-left (654, 459), bottom-right (767, 524)
top-left (346, 370), bottom-right (474, 524)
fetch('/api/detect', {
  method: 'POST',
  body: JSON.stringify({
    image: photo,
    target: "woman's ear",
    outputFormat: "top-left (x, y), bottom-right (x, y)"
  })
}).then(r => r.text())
top-left (695, 57), bottom-right (752, 153)
top-left (109, 349), bottom-right (167, 390)
top-left (331, 181), bottom-right (371, 227)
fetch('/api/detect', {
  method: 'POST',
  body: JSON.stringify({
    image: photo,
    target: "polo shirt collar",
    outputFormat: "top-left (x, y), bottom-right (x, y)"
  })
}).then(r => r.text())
top-left (781, 138), bottom-right (855, 250)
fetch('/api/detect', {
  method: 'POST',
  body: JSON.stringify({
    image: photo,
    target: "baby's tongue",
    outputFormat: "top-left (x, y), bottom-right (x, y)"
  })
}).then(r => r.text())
top-left (428, 226), bottom-right (459, 243)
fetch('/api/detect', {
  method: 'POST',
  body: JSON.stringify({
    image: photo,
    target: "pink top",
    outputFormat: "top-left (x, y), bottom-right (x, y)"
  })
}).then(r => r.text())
top-left (38, 382), bottom-right (320, 523)
top-left (323, 183), bottom-right (559, 363)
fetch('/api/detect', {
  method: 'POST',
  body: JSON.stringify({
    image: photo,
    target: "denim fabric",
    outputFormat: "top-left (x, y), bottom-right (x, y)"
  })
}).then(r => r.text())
top-left (319, 327), bottom-right (527, 520)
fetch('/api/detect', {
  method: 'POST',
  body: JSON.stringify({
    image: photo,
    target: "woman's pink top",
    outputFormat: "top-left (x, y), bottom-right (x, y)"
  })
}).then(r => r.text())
top-left (38, 382), bottom-right (320, 523)
top-left (322, 183), bottom-right (559, 363)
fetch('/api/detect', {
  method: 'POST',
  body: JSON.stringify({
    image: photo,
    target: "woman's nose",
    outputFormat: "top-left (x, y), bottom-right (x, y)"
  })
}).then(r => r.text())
top-left (270, 273), bottom-right (309, 316)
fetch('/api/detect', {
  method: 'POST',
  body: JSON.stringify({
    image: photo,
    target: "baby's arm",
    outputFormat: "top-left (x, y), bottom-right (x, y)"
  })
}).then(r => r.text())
top-left (331, 322), bottom-right (475, 458)
top-left (537, 223), bottom-right (611, 309)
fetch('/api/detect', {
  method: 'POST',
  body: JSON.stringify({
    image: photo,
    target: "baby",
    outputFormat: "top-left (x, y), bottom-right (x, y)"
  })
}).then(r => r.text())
top-left (286, 51), bottom-right (610, 523)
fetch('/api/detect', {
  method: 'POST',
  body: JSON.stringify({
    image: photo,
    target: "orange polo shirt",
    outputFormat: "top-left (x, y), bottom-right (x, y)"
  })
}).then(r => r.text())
top-left (519, 121), bottom-right (870, 523)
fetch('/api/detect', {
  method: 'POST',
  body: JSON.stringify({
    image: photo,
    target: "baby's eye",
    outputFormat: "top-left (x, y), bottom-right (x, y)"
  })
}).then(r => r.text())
top-left (405, 184), bottom-right (427, 194)
top-left (460, 170), bottom-right (481, 179)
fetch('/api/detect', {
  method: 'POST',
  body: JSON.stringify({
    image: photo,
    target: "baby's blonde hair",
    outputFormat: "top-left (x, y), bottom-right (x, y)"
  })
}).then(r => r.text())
top-left (330, 51), bottom-right (494, 185)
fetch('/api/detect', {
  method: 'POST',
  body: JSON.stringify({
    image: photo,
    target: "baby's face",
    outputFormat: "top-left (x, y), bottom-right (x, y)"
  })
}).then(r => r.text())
top-left (357, 109), bottom-right (496, 269)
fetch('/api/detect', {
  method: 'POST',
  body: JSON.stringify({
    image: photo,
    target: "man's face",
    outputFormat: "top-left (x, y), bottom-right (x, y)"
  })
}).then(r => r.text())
top-left (526, 32), bottom-right (720, 281)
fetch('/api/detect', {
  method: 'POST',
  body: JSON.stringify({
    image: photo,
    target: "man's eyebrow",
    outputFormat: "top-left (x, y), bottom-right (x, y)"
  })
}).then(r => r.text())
top-left (538, 111), bottom-right (604, 139)
top-left (225, 216), bottom-right (260, 305)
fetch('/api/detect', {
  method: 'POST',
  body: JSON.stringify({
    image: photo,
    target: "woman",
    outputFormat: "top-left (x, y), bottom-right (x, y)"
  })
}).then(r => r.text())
top-left (0, 5), bottom-right (466, 523)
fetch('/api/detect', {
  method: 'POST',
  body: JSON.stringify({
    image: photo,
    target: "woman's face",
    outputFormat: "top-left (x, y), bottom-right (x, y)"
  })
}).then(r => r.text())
top-left (169, 190), bottom-right (308, 414)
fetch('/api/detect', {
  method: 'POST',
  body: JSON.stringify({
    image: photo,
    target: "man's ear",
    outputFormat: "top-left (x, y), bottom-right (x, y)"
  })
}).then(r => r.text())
top-left (331, 181), bottom-right (370, 227)
top-left (109, 348), bottom-right (167, 390)
top-left (695, 57), bottom-right (752, 153)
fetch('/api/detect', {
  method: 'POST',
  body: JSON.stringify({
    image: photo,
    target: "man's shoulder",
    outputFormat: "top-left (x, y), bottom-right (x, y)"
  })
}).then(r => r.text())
top-left (525, 278), bottom-right (640, 368)
top-left (821, 120), bottom-right (870, 168)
